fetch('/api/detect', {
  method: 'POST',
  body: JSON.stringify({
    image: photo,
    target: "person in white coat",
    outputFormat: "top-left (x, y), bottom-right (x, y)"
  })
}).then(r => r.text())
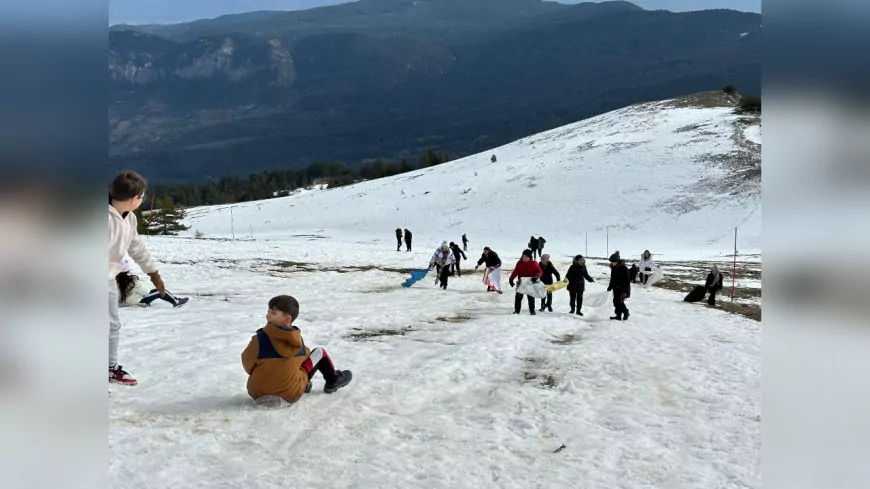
top-left (429, 241), bottom-right (456, 290)
top-left (116, 258), bottom-right (188, 308)
top-left (637, 250), bottom-right (656, 285)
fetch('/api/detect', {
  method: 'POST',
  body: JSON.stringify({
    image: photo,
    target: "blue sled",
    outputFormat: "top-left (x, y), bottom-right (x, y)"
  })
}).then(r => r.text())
top-left (401, 269), bottom-right (430, 288)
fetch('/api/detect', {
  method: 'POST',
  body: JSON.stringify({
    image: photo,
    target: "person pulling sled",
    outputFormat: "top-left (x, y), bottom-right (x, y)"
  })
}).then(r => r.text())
top-left (475, 247), bottom-right (503, 293)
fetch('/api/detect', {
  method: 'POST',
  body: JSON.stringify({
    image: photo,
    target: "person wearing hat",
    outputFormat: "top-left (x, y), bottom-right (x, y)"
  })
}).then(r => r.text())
top-left (429, 241), bottom-right (456, 290)
top-left (606, 251), bottom-right (631, 320)
top-left (509, 249), bottom-right (543, 315)
top-left (538, 254), bottom-right (561, 312)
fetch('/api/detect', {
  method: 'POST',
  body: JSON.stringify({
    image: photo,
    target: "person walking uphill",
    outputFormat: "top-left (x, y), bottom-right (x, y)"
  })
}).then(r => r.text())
top-left (449, 242), bottom-right (467, 276)
top-left (565, 255), bottom-right (595, 315)
top-left (395, 228), bottom-right (403, 251)
top-left (462, 234), bottom-right (469, 251)
top-left (538, 254), bottom-right (561, 312)
top-left (108, 171), bottom-right (166, 386)
top-left (606, 251), bottom-right (631, 321)
top-left (509, 249), bottom-right (543, 315)
top-left (475, 247), bottom-right (503, 293)
top-left (242, 295), bottom-right (352, 403)
top-left (404, 229), bottom-right (413, 252)
top-left (429, 241), bottom-right (456, 290)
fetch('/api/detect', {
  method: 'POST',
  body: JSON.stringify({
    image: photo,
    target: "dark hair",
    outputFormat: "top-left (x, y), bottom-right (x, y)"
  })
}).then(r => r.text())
top-left (268, 295), bottom-right (300, 320)
top-left (110, 171), bottom-right (148, 201)
top-left (115, 272), bottom-right (137, 303)
top-left (483, 247), bottom-right (491, 251)
top-left (574, 254), bottom-right (583, 262)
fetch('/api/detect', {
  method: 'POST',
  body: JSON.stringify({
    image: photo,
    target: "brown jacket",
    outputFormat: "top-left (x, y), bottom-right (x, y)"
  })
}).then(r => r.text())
top-left (241, 324), bottom-right (311, 403)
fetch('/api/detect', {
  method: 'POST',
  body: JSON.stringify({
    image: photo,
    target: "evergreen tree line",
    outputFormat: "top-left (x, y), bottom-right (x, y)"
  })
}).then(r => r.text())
top-left (149, 149), bottom-right (453, 208)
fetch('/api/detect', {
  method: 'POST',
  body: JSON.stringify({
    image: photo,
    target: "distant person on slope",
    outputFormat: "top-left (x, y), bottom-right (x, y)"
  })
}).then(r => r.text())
top-left (116, 258), bottom-right (188, 308)
top-left (475, 246), bottom-right (503, 293)
top-left (538, 254), bottom-right (561, 312)
top-left (606, 251), bottom-right (631, 321)
top-left (638, 250), bottom-right (656, 285)
top-left (528, 236), bottom-right (540, 260)
top-left (395, 228), bottom-right (403, 252)
top-left (404, 229), bottom-right (413, 252)
top-left (706, 265), bottom-right (725, 305)
top-left (509, 249), bottom-right (543, 315)
top-left (449, 242), bottom-right (467, 276)
top-left (565, 255), bottom-right (595, 316)
top-left (538, 236), bottom-right (547, 253)
top-left (462, 234), bottom-right (469, 251)
top-left (242, 295), bottom-right (352, 403)
top-left (429, 241), bottom-right (456, 290)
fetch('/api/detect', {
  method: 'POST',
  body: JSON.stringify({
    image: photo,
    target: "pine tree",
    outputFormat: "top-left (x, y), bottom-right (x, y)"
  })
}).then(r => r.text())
top-left (146, 196), bottom-right (191, 236)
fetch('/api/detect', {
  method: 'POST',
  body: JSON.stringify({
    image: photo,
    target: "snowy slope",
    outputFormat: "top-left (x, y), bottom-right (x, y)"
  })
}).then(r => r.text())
top-left (110, 238), bottom-right (761, 489)
top-left (183, 95), bottom-right (761, 260)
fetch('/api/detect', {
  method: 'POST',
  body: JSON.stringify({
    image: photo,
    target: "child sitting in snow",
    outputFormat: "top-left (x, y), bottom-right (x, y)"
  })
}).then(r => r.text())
top-left (241, 295), bottom-right (352, 403)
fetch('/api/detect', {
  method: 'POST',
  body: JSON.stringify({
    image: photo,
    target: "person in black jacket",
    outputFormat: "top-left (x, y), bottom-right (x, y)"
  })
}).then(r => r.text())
top-left (449, 242), bottom-right (467, 276)
top-left (404, 229), bottom-right (412, 251)
top-left (462, 234), bottom-right (469, 251)
top-left (538, 254), bottom-right (561, 312)
top-left (528, 236), bottom-right (540, 260)
top-left (395, 228), bottom-right (403, 251)
top-left (565, 255), bottom-right (595, 316)
top-left (705, 265), bottom-right (724, 305)
top-left (606, 251), bottom-right (631, 321)
top-left (475, 247), bottom-right (502, 292)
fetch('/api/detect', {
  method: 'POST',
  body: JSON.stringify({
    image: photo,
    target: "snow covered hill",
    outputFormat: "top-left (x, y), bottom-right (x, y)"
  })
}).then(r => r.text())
top-left (182, 92), bottom-right (761, 260)
top-left (110, 93), bottom-right (761, 488)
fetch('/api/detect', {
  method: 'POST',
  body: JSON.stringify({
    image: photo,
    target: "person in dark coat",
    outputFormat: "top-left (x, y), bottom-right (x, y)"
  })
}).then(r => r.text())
top-left (404, 229), bottom-right (412, 251)
top-left (538, 237), bottom-right (547, 253)
top-left (449, 242), bottom-right (467, 276)
top-left (475, 247), bottom-right (503, 292)
top-left (395, 228), bottom-right (403, 251)
top-left (705, 265), bottom-right (724, 305)
top-left (606, 251), bottom-right (631, 321)
top-left (565, 255), bottom-right (595, 316)
top-left (538, 254), bottom-right (561, 312)
top-left (629, 263), bottom-right (639, 283)
top-left (509, 249), bottom-right (543, 315)
top-left (462, 234), bottom-right (469, 251)
top-left (528, 236), bottom-right (540, 260)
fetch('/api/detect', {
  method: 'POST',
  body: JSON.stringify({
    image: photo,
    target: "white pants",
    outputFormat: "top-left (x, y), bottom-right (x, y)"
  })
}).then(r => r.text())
top-left (109, 279), bottom-right (121, 366)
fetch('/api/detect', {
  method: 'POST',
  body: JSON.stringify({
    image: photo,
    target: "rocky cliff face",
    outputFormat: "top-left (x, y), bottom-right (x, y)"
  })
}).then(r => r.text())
top-left (109, 31), bottom-right (295, 86)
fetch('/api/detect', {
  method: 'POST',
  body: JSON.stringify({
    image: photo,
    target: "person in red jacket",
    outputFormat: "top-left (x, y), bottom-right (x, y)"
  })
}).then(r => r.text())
top-left (509, 249), bottom-right (543, 315)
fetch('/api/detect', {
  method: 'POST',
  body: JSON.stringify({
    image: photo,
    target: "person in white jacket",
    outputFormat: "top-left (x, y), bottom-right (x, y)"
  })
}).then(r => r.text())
top-left (108, 171), bottom-right (166, 386)
top-left (116, 258), bottom-right (188, 308)
top-left (429, 241), bottom-right (456, 290)
top-left (637, 250), bottom-right (656, 285)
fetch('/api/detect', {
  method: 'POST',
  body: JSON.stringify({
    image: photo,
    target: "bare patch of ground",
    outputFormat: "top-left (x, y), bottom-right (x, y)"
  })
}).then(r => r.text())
top-left (434, 315), bottom-right (473, 323)
top-left (521, 356), bottom-right (560, 388)
top-left (346, 327), bottom-right (412, 340)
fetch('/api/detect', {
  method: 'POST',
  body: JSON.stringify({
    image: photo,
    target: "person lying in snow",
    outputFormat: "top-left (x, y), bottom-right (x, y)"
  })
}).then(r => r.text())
top-left (509, 249), bottom-right (543, 315)
top-left (115, 258), bottom-right (188, 308)
top-left (242, 295), bottom-right (352, 403)
top-left (565, 255), bottom-right (595, 316)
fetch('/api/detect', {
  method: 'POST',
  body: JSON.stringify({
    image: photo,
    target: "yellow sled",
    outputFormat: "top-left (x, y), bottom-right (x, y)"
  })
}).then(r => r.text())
top-left (546, 279), bottom-right (569, 293)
